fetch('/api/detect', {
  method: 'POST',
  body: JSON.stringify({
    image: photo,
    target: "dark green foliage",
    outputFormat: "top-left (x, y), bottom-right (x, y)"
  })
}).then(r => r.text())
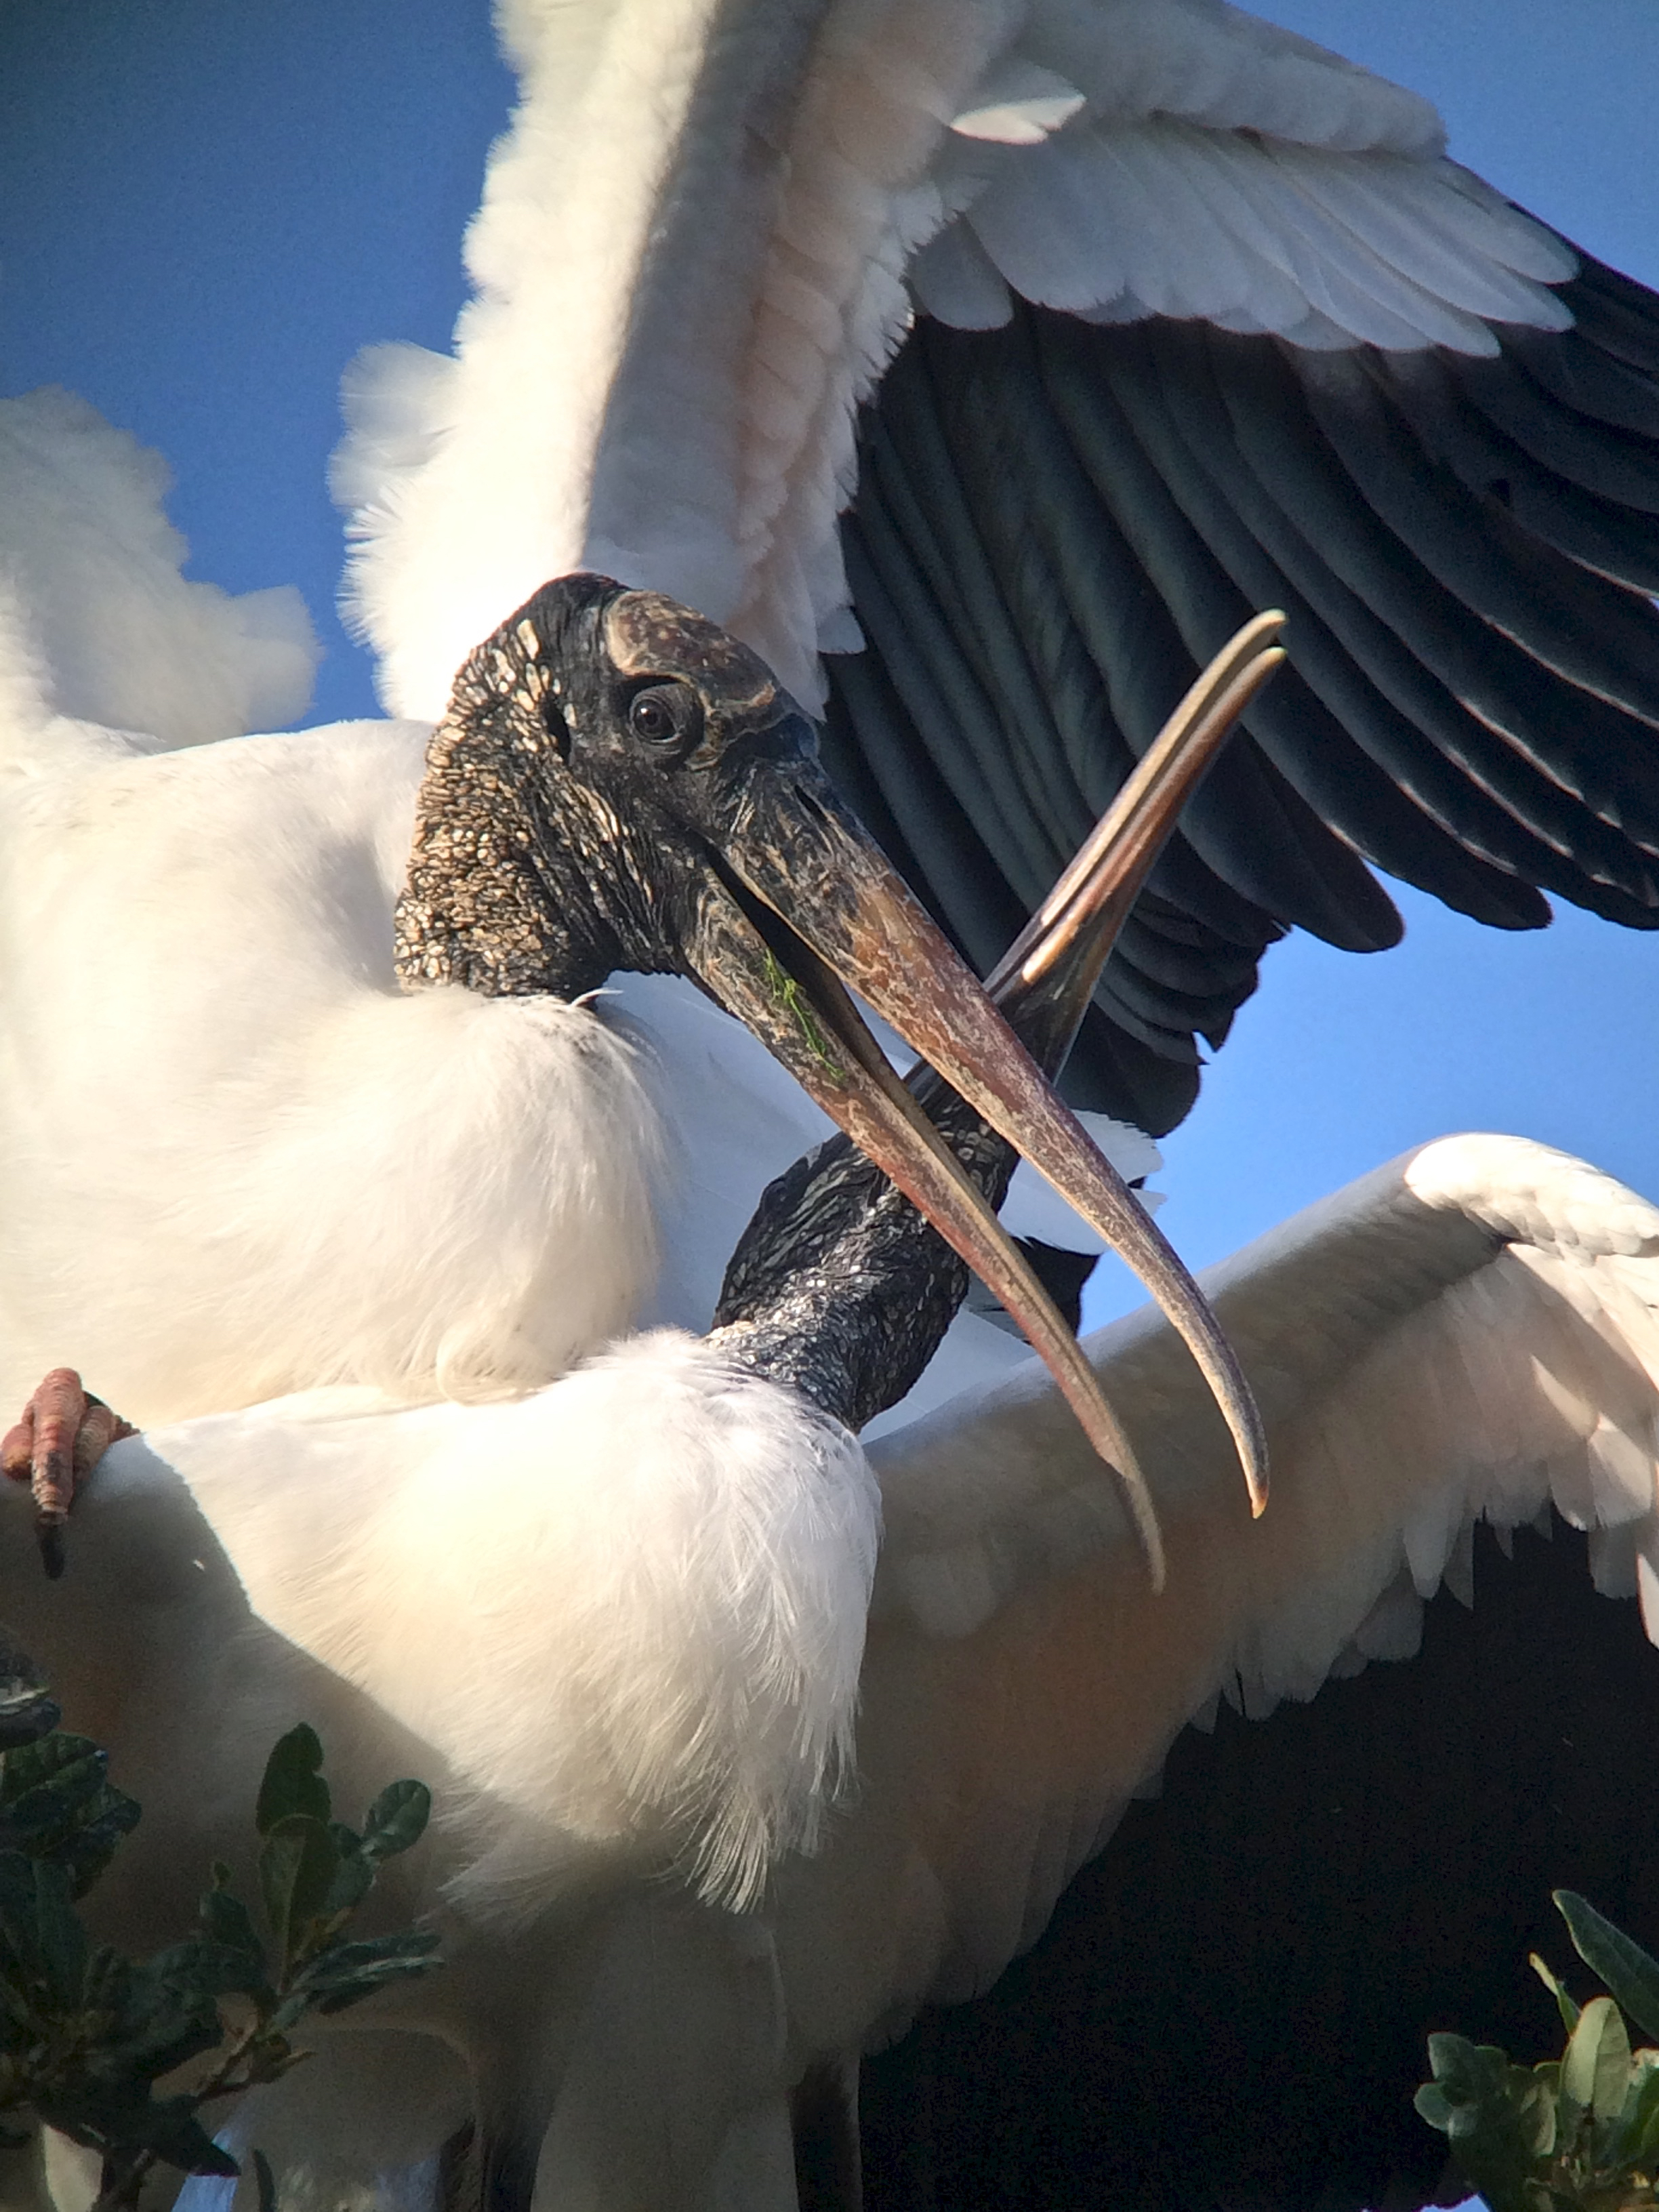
top-left (1557, 1896), bottom-right (1659, 2050)
top-left (0, 1698), bottom-right (439, 2210)
top-left (1417, 1893), bottom-right (1659, 2211)
top-left (0, 1729), bottom-right (141, 1898)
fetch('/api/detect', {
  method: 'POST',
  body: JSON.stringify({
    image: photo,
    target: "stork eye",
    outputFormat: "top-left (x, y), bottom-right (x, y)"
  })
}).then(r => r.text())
top-left (628, 683), bottom-right (701, 756)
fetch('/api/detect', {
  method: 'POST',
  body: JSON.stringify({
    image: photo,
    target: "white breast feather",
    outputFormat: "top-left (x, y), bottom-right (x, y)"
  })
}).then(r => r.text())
top-left (0, 719), bottom-right (664, 1424)
top-left (152, 1334), bottom-right (882, 1915)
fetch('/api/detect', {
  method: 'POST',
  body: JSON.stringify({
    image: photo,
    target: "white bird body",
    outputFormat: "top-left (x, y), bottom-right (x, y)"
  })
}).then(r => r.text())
top-left (0, 705), bottom-right (664, 1423)
top-left (0, 679), bottom-right (1087, 1435)
top-left (5, 380), bottom-right (1130, 1433)
top-left (6, 1134), bottom-right (1659, 2211)
top-left (5, 383), bottom-right (1143, 1451)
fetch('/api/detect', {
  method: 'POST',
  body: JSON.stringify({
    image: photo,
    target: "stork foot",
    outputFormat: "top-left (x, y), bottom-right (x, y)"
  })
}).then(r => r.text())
top-left (1, 1370), bottom-right (134, 1578)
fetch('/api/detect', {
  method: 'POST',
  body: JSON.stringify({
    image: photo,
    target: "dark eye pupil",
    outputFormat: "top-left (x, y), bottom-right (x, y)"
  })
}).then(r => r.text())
top-left (630, 690), bottom-right (680, 743)
top-left (628, 682), bottom-right (703, 754)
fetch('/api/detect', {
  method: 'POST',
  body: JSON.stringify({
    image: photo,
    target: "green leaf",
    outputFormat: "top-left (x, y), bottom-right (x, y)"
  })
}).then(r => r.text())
top-left (1555, 1891), bottom-right (1659, 2045)
top-left (359, 1780), bottom-right (430, 1862)
top-left (0, 1856), bottom-right (88, 2007)
top-left (0, 1683), bottom-right (59, 1753)
top-left (259, 1814), bottom-right (339, 1967)
top-left (320, 1825), bottom-right (372, 1916)
top-left (1529, 1952), bottom-right (1581, 2036)
top-left (98, 1989), bottom-right (223, 2085)
top-left (81, 1941), bottom-right (131, 2021)
top-left (1504, 2071), bottom-right (1555, 2165)
top-left (298, 1929), bottom-right (441, 2014)
top-left (267, 1990), bottom-right (311, 2037)
top-left (1427, 2032), bottom-right (1511, 2108)
top-left (1560, 1994), bottom-right (1631, 2124)
top-left (255, 1725), bottom-right (330, 1836)
top-left (0, 1730), bottom-right (142, 1897)
top-left (199, 1882), bottom-right (268, 1986)
top-left (0, 1736), bottom-right (108, 1824)
top-left (0, 1851), bottom-right (47, 1979)
top-left (1419, 2034), bottom-right (1559, 2211)
top-left (1416, 2081), bottom-right (1456, 2134)
top-left (142, 1933), bottom-right (268, 2004)
top-left (0, 1738), bottom-right (140, 1887)
top-left (1625, 2057), bottom-right (1659, 2161)
top-left (57, 1801), bottom-right (144, 1900)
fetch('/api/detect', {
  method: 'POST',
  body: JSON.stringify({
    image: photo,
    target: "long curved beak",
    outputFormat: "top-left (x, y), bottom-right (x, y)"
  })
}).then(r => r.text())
top-left (687, 723), bottom-right (1270, 1578)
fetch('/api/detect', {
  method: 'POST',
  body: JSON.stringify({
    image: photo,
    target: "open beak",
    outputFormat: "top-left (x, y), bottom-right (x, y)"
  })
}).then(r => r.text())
top-left (684, 630), bottom-right (1283, 1580)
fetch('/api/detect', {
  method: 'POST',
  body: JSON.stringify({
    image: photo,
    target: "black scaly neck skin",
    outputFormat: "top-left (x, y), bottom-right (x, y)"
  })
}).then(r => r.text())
top-left (712, 1080), bottom-right (1019, 1434)
top-left (393, 581), bottom-right (693, 1002)
top-left (715, 897), bottom-right (1110, 1431)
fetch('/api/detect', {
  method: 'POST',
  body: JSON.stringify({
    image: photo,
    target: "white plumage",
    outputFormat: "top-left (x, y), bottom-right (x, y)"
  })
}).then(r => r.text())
top-left (5, 3), bottom-right (1659, 2207)
top-left (0, 384), bottom-right (1136, 1433)
top-left (335, 0), bottom-right (1576, 719)
top-left (7, 1138), bottom-right (1659, 2209)
top-left (0, 698), bottom-right (660, 1420)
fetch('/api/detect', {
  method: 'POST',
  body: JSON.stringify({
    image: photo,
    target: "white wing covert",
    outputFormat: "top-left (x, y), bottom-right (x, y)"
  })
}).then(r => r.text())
top-left (340, 0), bottom-right (1565, 722)
top-left (920, 0), bottom-right (1572, 350)
top-left (834, 1134), bottom-right (1659, 2020)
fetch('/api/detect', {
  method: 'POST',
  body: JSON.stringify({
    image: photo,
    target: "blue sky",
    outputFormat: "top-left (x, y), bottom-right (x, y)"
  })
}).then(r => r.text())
top-left (3, 0), bottom-right (1658, 1330)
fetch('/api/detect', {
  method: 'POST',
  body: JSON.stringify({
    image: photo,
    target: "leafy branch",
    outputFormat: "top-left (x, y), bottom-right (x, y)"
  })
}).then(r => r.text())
top-left (0, 1656), bottom-right (438, 2210)
top-left (1418, 1891), bottom-right (1659, 2212)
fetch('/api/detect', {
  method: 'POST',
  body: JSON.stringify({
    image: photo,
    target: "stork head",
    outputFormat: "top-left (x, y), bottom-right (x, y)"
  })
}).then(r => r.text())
top-left (396, 575), bottom-right (1263, 1544)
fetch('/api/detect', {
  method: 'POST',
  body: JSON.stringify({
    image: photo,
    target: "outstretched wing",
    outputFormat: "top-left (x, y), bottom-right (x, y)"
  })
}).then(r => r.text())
top-left (778, 1133), bottom-right (1659, 2209)
top-left (821, 3), bottom-right (1659, 1130)
top-left (337, 0), bottom-right (1659, 1134)
top-left (825, 264), bottom-right (1659, 1130)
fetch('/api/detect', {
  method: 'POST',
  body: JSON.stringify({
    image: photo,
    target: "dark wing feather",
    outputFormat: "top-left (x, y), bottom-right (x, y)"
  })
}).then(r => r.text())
top-left (860, 1522), bottom-right (1659, 2212)
top-left (822, 249), bottom-right (1659, 1133)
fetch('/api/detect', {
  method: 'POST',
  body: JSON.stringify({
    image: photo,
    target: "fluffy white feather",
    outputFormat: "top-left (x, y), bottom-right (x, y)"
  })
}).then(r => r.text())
top-left (334, 0), bottom-right (1021, 718)
top-left (0, 1340), bottom-right (880, 2205)
top-left (145, 1333), bottom-right (881, 1916)
top-left (334, 0), bottom-right (1577, 736)
top-left (0, 712), bottom-right (664, 1425)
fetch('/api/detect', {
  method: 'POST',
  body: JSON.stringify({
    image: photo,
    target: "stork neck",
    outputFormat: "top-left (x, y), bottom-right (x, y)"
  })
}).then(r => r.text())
top-left (713, 1094), bottom-right (1015, 1434)
top-left (712, 944), bottom-right (1100, 1431)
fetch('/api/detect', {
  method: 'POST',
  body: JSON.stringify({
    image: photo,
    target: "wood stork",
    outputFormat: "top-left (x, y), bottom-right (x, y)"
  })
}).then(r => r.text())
top-left (5, 1), bottom-right (1659, 2208)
